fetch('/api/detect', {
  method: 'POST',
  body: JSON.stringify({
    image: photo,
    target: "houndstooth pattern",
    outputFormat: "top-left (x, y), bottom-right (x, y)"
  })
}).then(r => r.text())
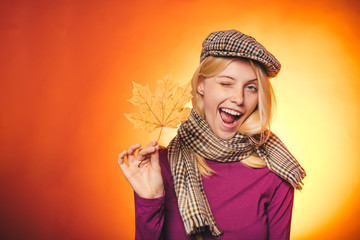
top-left (200, 30), bottom-right (281, 78)
top-left (168, 109), bottom-right (306, 237)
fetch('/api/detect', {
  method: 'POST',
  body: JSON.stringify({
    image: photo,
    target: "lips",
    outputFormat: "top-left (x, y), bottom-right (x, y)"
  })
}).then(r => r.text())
top-left (219, 108), bottom-right (243, 127)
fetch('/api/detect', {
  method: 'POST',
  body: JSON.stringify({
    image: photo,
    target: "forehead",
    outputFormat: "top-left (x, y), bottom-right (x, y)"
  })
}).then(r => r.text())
top-left (216, 60), bottom-right (256, 80)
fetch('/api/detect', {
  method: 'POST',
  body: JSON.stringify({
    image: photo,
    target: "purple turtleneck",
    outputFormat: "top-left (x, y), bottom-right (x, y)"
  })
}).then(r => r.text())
top-left (134, 149), bottom-right (294, 240)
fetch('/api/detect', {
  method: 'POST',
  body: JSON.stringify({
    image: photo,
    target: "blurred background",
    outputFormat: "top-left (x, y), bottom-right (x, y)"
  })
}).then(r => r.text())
top-left (1, 0), bottom-right (359, 239)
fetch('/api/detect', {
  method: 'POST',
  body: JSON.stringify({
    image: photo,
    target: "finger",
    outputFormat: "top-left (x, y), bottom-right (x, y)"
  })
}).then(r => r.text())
top-left (137, 142), bottom-right (159, 168)
top-left (145, 141), bottom-right (159, 151)
top-left (138, 158), bottom-right (151, 168)
top-left (127, 143), bottom-right (141, 162)
top-left (118, 150), bottom-right (129, 174)
top-left (138, 142), bottom-right (158, 161)
top-left (151, 144), bottom-right (161, 171)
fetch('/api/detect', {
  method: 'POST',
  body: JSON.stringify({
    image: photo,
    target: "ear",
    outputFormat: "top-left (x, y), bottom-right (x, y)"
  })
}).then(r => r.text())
top-left (197, 79), bottom-right (204, 96)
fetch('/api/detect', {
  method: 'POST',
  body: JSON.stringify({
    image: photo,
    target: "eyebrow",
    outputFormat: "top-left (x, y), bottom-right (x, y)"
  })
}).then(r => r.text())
top-left (216, 75), bottom-right (258, 82)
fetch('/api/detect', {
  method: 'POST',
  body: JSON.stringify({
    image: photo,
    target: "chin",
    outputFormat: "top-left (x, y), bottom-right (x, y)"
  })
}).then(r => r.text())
top-left (215, 131), bottom-right (237, 140)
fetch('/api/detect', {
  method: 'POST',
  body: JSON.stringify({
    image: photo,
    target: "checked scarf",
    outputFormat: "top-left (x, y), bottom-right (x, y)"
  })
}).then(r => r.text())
top-left (168, 109), bottom-right (306, 237)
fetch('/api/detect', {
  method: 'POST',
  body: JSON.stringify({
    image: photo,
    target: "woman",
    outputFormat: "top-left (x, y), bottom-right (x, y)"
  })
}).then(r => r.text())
top-left (118, 30), bottom-right (306, 240)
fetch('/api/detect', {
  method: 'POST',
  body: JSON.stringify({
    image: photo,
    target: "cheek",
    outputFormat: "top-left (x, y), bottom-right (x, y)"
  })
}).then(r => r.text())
top-left (202, 93), bottom-right (220, 117)
top-left (203, 95), bottom-right (214, 113)
top-left (248, 95), bottom-right (259, 111)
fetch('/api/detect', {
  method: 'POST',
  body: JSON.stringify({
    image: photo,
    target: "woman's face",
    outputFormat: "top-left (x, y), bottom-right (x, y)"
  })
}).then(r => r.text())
top-left (197, 60), bottom-right (258, 140)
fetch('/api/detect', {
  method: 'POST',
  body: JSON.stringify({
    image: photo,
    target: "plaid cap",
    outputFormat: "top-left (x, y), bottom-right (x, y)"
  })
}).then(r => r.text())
top-left (200, 30), bottom-right (281, 78)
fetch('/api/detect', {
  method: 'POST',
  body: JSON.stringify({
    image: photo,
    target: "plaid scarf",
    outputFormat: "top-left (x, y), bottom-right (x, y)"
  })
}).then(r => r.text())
top-left (168, 109), bottom-right (306, 237)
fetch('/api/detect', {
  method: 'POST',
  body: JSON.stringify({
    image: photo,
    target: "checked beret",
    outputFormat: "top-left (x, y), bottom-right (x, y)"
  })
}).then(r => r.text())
top-left (200, 30), bottom-right (281, 78)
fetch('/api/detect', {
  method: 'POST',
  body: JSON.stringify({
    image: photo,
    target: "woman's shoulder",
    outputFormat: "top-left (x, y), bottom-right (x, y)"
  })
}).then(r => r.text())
top-left (267, 170), bottom-right (294, 199)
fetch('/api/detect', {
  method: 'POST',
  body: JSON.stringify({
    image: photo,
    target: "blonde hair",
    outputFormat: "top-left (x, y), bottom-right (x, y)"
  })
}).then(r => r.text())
top-left (191, 56), bottom-right (276, 174)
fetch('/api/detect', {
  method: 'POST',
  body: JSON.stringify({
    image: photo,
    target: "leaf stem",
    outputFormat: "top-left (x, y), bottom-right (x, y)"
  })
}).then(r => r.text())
top-left (157, 126), bottom-right (164, 143)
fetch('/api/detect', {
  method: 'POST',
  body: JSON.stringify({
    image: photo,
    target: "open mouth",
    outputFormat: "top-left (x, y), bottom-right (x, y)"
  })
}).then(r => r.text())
top-left (219, 108), bottom-right (242, 125)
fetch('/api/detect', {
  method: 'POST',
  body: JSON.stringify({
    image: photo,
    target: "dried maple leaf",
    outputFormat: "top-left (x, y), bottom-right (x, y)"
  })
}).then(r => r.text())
top-left (124, 73), bottom-right (192, 141)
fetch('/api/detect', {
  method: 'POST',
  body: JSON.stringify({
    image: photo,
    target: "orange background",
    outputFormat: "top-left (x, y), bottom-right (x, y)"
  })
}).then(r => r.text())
top-left (1, 0), bottom-right (360, 239)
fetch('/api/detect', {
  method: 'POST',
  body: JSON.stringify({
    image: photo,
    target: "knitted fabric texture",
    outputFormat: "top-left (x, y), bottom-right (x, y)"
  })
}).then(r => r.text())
top-left (200, 30), bottom-right (281, 78)
top-left (168, 109), bottom-right (306, 237)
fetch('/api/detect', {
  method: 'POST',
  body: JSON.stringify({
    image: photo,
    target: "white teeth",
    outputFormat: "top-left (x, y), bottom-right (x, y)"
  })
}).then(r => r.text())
top-left (221, 108), bottom-right (241, 116)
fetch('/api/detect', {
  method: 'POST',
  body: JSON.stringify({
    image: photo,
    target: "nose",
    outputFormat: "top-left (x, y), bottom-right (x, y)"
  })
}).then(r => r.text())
top-left (229, 88), bottom-right (244, 105)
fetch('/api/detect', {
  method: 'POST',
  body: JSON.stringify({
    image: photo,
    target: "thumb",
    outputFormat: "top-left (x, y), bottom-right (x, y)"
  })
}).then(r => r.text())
top-left (151, 143), bottom-right (161, 170)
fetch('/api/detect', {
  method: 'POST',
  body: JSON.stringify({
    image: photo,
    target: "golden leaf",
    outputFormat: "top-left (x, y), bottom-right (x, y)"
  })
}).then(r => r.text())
top-left (124, 73), bottom-right (192, 141)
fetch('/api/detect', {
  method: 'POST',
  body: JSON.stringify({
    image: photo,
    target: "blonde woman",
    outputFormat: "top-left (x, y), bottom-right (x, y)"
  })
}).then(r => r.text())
top-left (118, 30), bottom-right (306, 240)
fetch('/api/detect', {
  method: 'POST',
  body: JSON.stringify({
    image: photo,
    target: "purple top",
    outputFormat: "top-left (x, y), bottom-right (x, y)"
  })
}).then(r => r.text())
top-left (134, 149), bottom-right (294, 240)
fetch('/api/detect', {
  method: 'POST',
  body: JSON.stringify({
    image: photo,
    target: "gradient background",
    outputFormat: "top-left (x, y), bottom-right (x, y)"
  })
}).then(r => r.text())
top-left (1, 0), bottom-right (360, 239)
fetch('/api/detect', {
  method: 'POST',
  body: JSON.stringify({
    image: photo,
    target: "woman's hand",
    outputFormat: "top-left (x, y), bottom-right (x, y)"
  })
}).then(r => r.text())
top-left (118, 141), bottom-right (164, 199)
